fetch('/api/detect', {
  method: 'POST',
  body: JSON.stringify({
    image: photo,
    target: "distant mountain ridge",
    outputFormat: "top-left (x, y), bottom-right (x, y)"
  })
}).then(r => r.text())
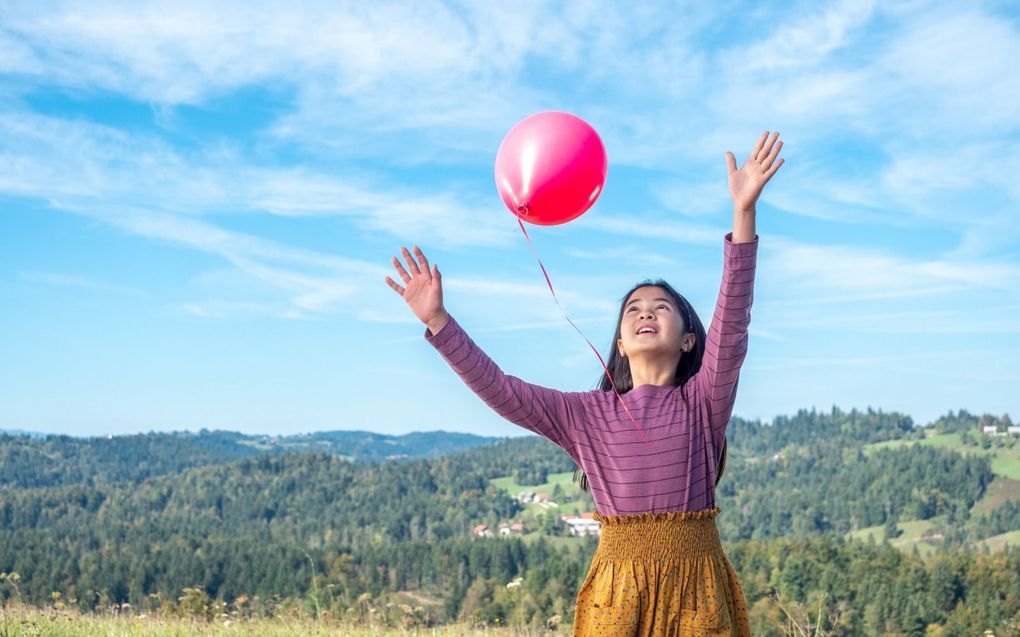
top-left (0, 428), bottom-right (505, 489)
top-left (0, 428), bottom-right (49, 438)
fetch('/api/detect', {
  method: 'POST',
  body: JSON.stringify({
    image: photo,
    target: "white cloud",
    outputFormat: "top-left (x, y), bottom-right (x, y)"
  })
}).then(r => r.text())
top-left (0, 108), bottom-right (521, 248)
top-left (75, 205), bottom-right (367, 312)
top-left (446, 276), bottom-right (617, 315)
top-left (747, 347), bottom-right (1020, 370)
top-left (183, 300), bottom-right (280, 319)
top-left (739, 0), bottom-right (877, 72)
top-left (562, 246), bottom-right (682, 268)
top-left (762, 235), bottom-right (1020, 297)
top-left (878, 9), bottom-right (1020, 134)
top-left (580, 215), bottom-right (728, 246)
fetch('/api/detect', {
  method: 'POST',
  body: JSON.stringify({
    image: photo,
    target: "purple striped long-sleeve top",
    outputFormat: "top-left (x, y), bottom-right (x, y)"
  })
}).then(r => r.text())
top-left (424, 232), bottom-right (757, 515)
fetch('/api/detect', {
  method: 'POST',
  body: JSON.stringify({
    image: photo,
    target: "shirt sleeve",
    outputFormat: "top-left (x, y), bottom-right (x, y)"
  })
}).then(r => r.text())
top-left (424, 314), bottom-right (581, 457)
top-left (695, 231), bottom-right (758, 436)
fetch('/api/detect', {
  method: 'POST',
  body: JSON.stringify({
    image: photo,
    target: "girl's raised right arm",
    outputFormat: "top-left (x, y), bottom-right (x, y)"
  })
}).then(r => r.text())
top-left (385, 246), bottom-right (581, 457)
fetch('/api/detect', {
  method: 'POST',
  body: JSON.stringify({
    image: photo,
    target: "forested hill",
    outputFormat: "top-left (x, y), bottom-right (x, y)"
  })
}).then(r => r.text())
top-left (1, 406), bottom-right (1018, 634)
top-left (0, 429), bottom-right (503, 489)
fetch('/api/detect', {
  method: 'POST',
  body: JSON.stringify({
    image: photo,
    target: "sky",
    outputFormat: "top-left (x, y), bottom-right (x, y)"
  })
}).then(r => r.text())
top-left (1, 0), bottom-right (1018, 438)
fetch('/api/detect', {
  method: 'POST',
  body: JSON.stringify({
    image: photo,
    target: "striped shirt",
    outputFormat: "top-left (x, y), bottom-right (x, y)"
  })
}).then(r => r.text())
top-left (425, 231), bottom-right (757, 515)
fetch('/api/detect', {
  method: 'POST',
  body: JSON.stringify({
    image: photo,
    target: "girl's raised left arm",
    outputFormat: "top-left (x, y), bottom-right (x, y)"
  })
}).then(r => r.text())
top-left (696, 132), bottom-right (784, 436)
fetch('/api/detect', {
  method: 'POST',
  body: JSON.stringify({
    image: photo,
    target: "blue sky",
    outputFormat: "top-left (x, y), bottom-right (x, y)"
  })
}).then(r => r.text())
top-left (1, 1), bottom-right (1018, 437)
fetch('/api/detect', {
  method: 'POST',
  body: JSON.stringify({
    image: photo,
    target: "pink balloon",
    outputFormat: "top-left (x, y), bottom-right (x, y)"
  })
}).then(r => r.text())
top-left (495, 111), bottom-right (608, 226)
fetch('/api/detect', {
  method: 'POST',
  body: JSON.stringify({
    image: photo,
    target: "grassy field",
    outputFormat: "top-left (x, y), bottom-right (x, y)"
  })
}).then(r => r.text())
top-left (846, 519), bottom-right (940, 558)
top-left (856, 430), bottom-right (1020, 557)
top-left (488, 471), bottom-right (579, 498)
top-left (487, 471), bottom-right (596, 552)
top-left (971, 476), bottom-right (1020, 516)
top-left (865, 430), bottom-right (1020, 480)
top-left (0, 604), bottom-right (559, 637)
top-left (489, 471), bottom-right (596, 518)
top-left (979, 529), bottom-right (1020, 553)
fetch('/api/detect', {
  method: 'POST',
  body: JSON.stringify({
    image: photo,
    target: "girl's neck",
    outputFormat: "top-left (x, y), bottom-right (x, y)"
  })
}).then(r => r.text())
top-left (629, 358), bottom-right (680, 388)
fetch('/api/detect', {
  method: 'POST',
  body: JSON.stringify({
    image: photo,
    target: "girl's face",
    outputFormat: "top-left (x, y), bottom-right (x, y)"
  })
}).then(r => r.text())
top-left (616, 286), bottom-right (691, 360)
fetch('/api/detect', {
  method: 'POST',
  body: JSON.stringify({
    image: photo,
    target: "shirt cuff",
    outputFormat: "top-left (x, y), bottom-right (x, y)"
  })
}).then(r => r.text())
top-left (724, 231), bottom-right (759, 257)
top-left (424, 314), bottom-right (459, 347)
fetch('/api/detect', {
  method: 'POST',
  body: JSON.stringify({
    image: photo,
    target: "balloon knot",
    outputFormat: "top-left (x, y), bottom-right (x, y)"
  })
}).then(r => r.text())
top-left (516, 205), bottom-right (529, 216)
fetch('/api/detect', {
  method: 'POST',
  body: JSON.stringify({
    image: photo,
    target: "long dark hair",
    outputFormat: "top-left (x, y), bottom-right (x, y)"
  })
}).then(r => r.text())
top-left (572, 279), bottom-right (728, 491)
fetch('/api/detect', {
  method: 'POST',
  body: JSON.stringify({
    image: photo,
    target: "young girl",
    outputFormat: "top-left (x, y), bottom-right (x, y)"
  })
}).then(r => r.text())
top-left (385, 132), bottom-right (784, 636)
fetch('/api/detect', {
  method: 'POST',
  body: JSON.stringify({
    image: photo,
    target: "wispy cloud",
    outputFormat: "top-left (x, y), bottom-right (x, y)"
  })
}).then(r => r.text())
top-left (19, 271), bottom-right (147, 296)
top-left (84, 205), bottom-right (367, 312)
top-left (580, 215), bottom-right (727, 246)
top-left (739, 0), bottom-right (877, 72)
top-left (761, 235), bottom-right (1020, 297)
top-left (746, 348), bottom-right (1020, 374)
top-left (562, 246), bottom-right (682, 268)
top-left (0, 109), bottom-right (516, 246)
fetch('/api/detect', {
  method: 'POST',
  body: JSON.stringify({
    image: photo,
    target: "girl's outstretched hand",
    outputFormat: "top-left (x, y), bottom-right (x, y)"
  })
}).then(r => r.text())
top-left (726, 131), bottom-right (784, 212)
top-left (385, 245), bottom-right (448, 330)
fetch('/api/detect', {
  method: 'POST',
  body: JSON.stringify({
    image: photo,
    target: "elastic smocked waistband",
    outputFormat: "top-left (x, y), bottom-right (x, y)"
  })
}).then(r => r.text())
top-left (592, 507), bottom-right (724, 561)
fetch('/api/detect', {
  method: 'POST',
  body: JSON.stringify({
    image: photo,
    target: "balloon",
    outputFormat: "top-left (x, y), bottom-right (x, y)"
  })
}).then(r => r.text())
top-left (494, 111), bottom-right (608, 225)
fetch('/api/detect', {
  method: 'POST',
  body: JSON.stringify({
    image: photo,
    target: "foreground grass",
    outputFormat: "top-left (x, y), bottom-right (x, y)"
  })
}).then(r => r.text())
top-left (0, 604), bottom-right (559, 637)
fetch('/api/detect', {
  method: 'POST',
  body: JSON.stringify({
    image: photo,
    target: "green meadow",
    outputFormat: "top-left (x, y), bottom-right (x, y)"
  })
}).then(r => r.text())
top-left (849, 430), bottom-right (1020, 557)
top-left (845, 519), bottom-right (940, 558)
top-left (865, 431), bottom-right (1020, 480)
top-left (488, 471), bottom-right (593, 552)
top-left (488, 471), bottom-right (591, 518)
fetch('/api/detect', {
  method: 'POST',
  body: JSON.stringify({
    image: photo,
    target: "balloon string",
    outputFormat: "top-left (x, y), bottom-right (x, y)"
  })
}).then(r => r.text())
top-left (515, 216), bottom-right (651, 445)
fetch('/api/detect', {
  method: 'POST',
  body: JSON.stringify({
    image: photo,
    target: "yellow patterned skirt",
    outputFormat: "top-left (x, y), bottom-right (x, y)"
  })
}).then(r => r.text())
top-left (572, 507), bottom-right (750, 637)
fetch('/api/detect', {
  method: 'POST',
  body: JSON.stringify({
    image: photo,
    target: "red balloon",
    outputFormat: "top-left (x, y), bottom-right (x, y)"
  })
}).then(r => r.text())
top-left (495, 111), bottom-right (608, 225)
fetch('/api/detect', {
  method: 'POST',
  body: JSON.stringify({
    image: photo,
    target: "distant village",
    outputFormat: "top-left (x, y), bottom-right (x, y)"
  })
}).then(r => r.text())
top-left (981, 424), bottom-right (1020, 436)
top-left (472, 489), bottom-right (601, 539)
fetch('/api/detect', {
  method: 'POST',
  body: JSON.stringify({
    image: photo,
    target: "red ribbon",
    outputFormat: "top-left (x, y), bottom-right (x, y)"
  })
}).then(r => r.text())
top-left (515, 215), bottom-right (651, 444)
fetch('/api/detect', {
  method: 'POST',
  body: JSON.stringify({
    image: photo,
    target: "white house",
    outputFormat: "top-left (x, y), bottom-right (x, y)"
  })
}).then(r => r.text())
top-left (561, 514), bottom-right (601, 537)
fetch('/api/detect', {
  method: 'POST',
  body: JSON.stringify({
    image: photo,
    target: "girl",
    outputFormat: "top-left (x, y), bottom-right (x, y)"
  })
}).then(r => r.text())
top-left (385, 131), bottom-right (784, 636)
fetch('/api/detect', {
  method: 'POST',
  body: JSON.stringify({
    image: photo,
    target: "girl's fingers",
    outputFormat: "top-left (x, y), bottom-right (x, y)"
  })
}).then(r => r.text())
top-left (764, 157), bottom-right (785, 180)
top-left (414, 246), bottom-right (431, 281)
top-left (392, 256), bottom-right (412, 284)
top-left (761, 140), bottom-right (783, 172)
top-left (749, 131), bottom-right (768, 162)
top-left (384, 276), bottom-right (406, 296)
top-left (757, 132), bottom-right (779, 162)
top-left (401, 246), bottom-right (421, 276)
